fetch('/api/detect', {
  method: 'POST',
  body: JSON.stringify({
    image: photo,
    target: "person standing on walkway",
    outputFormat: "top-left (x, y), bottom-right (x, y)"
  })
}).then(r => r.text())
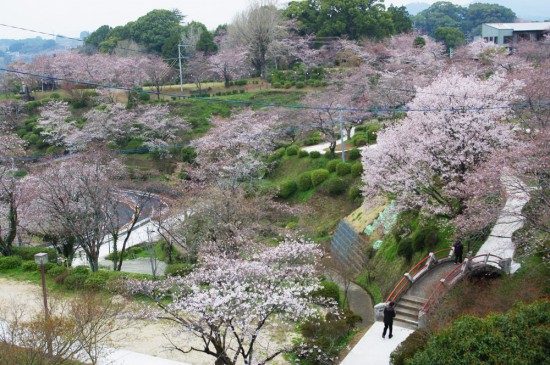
top-left (382, 301), bottom-right (396, 339)
top-left (453, 238), bottom-right (464, 264)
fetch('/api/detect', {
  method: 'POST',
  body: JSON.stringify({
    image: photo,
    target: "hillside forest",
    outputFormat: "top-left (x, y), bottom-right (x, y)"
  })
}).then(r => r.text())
top-left (0, 1), bottom-right (549, 365)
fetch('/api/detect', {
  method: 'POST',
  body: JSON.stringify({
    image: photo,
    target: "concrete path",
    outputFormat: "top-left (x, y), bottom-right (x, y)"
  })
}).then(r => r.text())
top-left (475, 175), bottom-right (529, 273)
top-left (326, 271), bottom-right (374, 328)
top-left (340, 322), bottom-right (413, 365)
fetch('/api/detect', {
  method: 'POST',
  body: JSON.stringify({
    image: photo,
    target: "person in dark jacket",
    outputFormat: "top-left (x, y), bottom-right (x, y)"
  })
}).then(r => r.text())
top-left (453, 238), bottom-right (464, 264)
top-left (382, 301), bottom-right (396, 339)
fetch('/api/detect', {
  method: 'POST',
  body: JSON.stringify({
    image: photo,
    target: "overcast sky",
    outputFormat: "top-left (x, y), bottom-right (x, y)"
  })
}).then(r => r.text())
top-left (0, 0), bottom-right (507, 40)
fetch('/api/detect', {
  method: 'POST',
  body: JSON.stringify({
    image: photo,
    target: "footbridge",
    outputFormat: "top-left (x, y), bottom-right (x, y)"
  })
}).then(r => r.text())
top-left (374, 248), bottom-right (513, 329)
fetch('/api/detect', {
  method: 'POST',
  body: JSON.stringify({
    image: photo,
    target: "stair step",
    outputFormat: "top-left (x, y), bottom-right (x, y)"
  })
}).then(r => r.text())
top-left (396, 307), bottom-right (419, 319)
top-left (401, 294), bottom-right (426, 305)
top-left (398, 300), bottom-right (423, 309)
top-left (394, 317), bottom-right (418, 330)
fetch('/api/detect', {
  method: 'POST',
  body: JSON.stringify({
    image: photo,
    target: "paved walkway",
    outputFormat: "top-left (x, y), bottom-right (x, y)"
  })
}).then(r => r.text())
top-left (475, 175), bottom-right (529, 273)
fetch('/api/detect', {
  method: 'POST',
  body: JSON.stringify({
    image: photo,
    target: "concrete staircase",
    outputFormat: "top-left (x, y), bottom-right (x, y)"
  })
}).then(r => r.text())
top-left (395, 294), bottom-right (425, 329)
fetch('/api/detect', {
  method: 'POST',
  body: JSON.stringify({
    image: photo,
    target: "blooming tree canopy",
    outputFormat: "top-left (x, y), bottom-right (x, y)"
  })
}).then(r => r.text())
top-left (361, 69), bottom-right (522, 215)
top-left (127, 236), bottom-right (333, 365)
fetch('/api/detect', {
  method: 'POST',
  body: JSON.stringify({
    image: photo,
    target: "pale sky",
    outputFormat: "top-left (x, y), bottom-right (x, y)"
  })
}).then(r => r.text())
top-left (0, 0), bottom-right (522, 40)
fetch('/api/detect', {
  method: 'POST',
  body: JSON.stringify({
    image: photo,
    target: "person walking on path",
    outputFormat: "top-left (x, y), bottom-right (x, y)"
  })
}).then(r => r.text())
top-left (453, 238), bottom-right (464, 264)
top-left (382, 301), bottom-right (396, 339)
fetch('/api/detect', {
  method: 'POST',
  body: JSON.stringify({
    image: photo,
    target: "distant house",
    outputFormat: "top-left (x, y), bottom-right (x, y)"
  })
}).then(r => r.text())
top-left (481, 22), bottom-right (550, 46)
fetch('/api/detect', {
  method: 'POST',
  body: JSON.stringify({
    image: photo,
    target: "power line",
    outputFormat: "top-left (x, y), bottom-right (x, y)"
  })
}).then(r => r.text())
top-left (1, 67), bottom-right (548, 113)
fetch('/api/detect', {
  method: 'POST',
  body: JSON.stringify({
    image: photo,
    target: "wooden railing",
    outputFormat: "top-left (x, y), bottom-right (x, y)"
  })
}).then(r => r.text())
top-left (386, 248), bottom-right (454, 303)
top-left (420, 253), bottom-right (503, 314)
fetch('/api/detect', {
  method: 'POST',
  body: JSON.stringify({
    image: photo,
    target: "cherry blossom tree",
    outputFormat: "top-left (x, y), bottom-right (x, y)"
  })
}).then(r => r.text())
top-left (190, 110), bottom-right (280, 187)
top-left (0, 167), bottom-right (20, 256)
top-left (361, 69), bottom-right (522, 216)
top-left (37, 100), bottom-right (82, 150)
top-left (127, 236), bottom-right (333, 365)
top-left (154, 185), bottom-right (296, 263)
top-left (208, 44), bottom-right (250, 86)
top-left (82, 103), bottom-right (190, 151)
top-left (22, 154), bottom-right (123, 271)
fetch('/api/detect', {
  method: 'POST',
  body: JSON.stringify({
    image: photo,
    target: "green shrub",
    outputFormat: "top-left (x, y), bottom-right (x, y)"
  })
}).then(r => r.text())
top-left (313, 280), bottom-right (341, 305)
top-left (22, 260), bottom-right (39, 271)
top-left (336, 162), bottom-right (352, 176)
top-left (12, 247), bottom-right (57, 262)
top-left (71, 265), bottom-right (90, 275)
top-left (284, 81), bottom-right (292, 89)
top-left (272, 82), bottom-right (282, 88)
top-left (390, 329), bottom-right (430, 365)
top-left (0, 256), bottom-right (22, 270)
top-left (311, 169), bottom-right (330, 186)
top-left (47, 265), bottom-right (67, 278)
top-left (349, 186), bottom-right (362, 201)
top-left (327, 159), bottom-right (339, 172)
top-left (296, 81), bottom-right (305, 88)
top-left (286, 145), bottom-right (299, 156)
top-left (84, 271), bottom-right (110, 290)
top-left (407, 301), bottom-right (550, 365)
top-left (348, 148), bottom-right (361, 160)
top-left (304, 135), bottom-right (322, 146)
top-left (354, 137), bottom-right (368, 146)
top-left (325, 177), bottom-right (348, 195)
top-left (268, 147), bottom-right (286, 163)
top-left (180, 146), bottom-right (197, 163)
top-left (298, 150), bottom-right (309, 158)
top-left (64, 273), bottom-right (88, 290)
top-left (397, 238), bottom-right (414, 261)
top-left (309, 151), bottom-right (321, 159)
top-left (297, 172), bottom-right (313, 191)
top-left (278, 179), bottom-right (298, 198)
top-left (165, 263), bottom-right (193, 277)
top-left (354, 125), bottom-right (366, 132)
top-left (351, 163), bottom-right (364, 177)
top-left (424, 230), bottom-right (440, 249)
top-left (50, 92), bottom-right (61, 99)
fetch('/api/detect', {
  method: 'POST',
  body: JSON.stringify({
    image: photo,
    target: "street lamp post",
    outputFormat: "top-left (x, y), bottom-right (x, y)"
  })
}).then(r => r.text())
top-left (34, 253), bottom-right (52, 356)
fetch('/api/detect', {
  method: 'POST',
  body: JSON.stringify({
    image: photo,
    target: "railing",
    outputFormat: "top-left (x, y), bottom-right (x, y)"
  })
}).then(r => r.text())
top-left (420, 253), bottom-right (503, 314)
top-left (386, 248), bottom-right (454, 303)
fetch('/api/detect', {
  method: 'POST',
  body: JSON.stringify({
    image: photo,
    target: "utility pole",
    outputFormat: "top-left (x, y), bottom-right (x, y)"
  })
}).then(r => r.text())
top-left (178, 44), bottom-right (184, 93)
top-left (178, 44), bottom-right (191, 93)
top-left (339, 107), bottom-right (345, 162)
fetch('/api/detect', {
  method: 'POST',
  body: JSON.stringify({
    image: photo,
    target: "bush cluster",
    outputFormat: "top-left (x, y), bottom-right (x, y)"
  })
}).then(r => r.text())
top-left (348, 148), bottom-right (361, 160)
top-left (327, 159), bottom-right (339, 172)
top-left (298, 150), bottom-right (309, 158)
top-left (309, 151), bottom-right (321, 159)
top-left (324, 177), bottom-right (348, 195)
top-left (298, 172), bottom-right (313, 191)
top-left (311, 169), bottom-right (329, 186)
top-left (286, 145), bottom-right (299, 156)
top-left (336, 162), bottom-right (352, 176)
top-left (397, 237), bottom-right (414, 261)
top-left (0, 256), bottom-right (22, 270)
top-left (278, 179), bottom-right (298, 198)
top-left (351, 163), bottom-right (364, 177)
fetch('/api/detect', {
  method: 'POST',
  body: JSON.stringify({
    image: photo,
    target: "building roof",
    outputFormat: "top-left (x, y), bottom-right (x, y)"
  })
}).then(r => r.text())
top-left (484, 22), bottom-right (550, 32)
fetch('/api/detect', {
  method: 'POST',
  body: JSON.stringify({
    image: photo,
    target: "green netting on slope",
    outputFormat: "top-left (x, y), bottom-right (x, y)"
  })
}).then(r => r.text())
top-left (373, 240), bottom-right (384, 250)
top-left (364, 200), bottom-right (398, 236)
